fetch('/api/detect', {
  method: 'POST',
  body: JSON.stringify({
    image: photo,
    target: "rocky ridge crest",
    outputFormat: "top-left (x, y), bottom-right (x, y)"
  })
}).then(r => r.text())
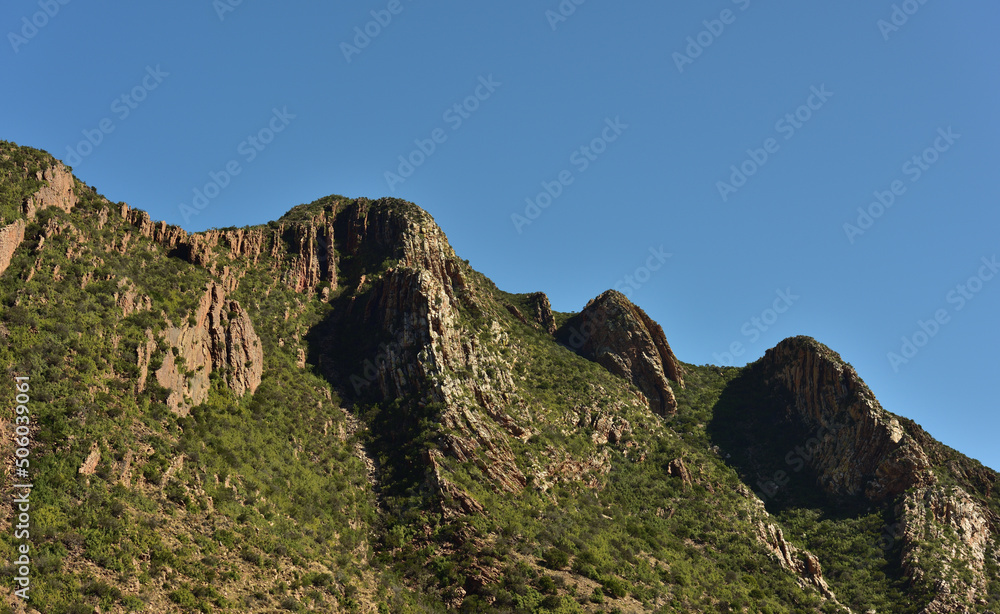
top-left (557, 289), bottom-right (684, 415)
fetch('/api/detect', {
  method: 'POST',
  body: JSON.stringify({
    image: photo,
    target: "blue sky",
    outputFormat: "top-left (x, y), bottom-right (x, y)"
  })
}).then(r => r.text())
top-left (3, 1), bottom-right (998, 471)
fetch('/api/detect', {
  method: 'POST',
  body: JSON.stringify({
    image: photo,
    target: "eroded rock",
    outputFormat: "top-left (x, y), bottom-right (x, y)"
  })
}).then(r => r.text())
top-left (557, 290), bottom-right (684, 415)
top-left (0, 220), bottom-right (25, 277)
top-left (156, 282), bottom-right (262, 414)
top-left (757, 336), bottom-right (932, 503)
top-left (24, 163), bottom-right (77, 218)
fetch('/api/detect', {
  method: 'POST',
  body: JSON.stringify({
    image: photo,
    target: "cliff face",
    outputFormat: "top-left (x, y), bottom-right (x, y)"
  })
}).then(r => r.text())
top-left (898, 485), bottom-right (994, 613)
top-left (756, 518), bottom-right (836, 599)
top-left (2, 141), bottom-right (997, 613)
top-left (23, 162), bottom-right (77, 218)
top-left (557, 289), bottom-right (684, 415)
top-left (0, 162), bottom-right (78, 277)
top-left (753, 336), bottom-right (997, 611)
top-left (335, 199), bottom-right (529, 504)
top-left (757, 336), bottom-right (932, 503)
top-left (527, 291), bottom-right (557, 334)
top-left (0, 219), bottom-right (25, 276)
top-left (156, 282), bottom-right (263, 415)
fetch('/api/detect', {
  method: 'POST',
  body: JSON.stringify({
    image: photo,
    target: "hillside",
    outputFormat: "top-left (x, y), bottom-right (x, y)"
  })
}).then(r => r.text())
top-left (0, 140), bottom-right (997, 613)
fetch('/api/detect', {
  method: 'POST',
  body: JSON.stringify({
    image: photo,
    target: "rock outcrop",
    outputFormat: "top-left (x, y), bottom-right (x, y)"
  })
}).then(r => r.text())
top-left (897, 485), bottom-right (993, 613)
top-left (755, 520), bottom-right (836, 599)
top-left (327, 199), bottom-right (529, 504)
top-left (1, 163), bottom-right (78, 277)
top-left (666, 457), bottom-right (692, 486)
top-left (756, 336), bottom-right (932, 503)
top-left (115, 277), bottom-right (152, 317)
top-left (78, 444), bottom-right (101, 476)
top-left (0, 219), bottom-right (25, 276)
top-left (23, 162), bottom-right (77, 218)
top-left (285, 220), bottom-right (336, 292)
top-left (426, 449), bottom-right (485, 519)
top-left (578, 403), bottom-right (633, 446)
top-left (527, 292), bottom-right (557, 334)
top-left (755, 336), bottom-right (998, 611)
top-left (156, 282), bottom-right (263, 414)
top-left (556, 290), bottom-right (684, 415)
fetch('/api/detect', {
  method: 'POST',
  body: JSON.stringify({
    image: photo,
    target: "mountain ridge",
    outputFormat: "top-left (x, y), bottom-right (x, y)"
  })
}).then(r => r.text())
top-left (1, 140), bottom-right (998, 613)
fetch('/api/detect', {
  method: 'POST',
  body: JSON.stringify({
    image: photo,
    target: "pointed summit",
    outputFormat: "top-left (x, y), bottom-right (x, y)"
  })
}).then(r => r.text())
top-left (557, 289), bottom-right (684, 415)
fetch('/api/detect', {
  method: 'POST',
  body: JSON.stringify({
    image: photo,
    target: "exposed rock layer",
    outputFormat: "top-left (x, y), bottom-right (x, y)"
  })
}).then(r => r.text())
top-left (754, 336), bottom-right (996, 611)
top-left (557, 290), bottom-right (684, 415)
top-left (156, 283), bottom-right (263, 414)
top-left (0, 220), bottom-right (25, 276)
top-left (24, 163), bottom-right (77, 218)
top-left (1, 162), bottom-right (79, 277)
top-left (527, 292), bottom-right (557, 334)
top-left (757, 336), bottom-right (932, 503)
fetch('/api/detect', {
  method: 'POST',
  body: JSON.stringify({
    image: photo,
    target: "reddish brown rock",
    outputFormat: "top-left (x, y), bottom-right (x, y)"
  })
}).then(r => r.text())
top-left (557, 290), bottom-right (684, 415)
top-left (666, 458), bottom-right (692, 486)
top-left (757, 336), bottom-right (996, 609)
top-left (897, 485), bottom-right (992, 612)
top-left (136, 329), bottom-right (156, 394)
top-left (578, 405), bottom-right (632, 445)
top-left (527, 292), bottom-right (557, 334)
top-left (328, 200), bottom-right (532, 504)
top-left (757, 336), bottom-right (932, 503)
top-left (0, 219), bottom-right (25, 277)
top-left (115, 277), bottom-right (152, 317)
top-left (78, 444), bottom-right (100, 476)
top-left (284, 221), bottom-right (335, 292)
top-left (156, 282), bottom-right (262, 414)
top-left (756, 520), bottom-right (836, 599)
top-left (221, 227), bottom-right (269, 263)
top-left (426, 449), bottom-right (485, 519)
top-left (23, 163), bottom-right (77, 218)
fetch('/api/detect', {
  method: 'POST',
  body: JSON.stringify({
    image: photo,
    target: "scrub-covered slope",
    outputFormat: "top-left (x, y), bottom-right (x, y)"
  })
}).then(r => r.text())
top-left (0, 141), bottom-right (996, 613)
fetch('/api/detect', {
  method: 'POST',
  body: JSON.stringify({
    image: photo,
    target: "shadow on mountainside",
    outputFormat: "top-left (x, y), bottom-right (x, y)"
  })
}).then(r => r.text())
top-left (707, 365), bottom-right (865, 518)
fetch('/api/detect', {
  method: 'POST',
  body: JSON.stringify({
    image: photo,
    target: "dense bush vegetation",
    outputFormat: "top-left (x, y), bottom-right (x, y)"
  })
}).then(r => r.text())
top-left (1, 144), bottom-right (996, 612)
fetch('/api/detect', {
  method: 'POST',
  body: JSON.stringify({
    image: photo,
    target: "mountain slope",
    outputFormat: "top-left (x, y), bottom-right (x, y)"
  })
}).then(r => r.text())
top-left (0, 141), bottom-right (997, 613)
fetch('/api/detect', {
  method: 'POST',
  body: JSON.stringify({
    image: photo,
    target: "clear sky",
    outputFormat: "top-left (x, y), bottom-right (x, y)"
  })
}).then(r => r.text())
top-left (3, 1), bottom-right (998, 471)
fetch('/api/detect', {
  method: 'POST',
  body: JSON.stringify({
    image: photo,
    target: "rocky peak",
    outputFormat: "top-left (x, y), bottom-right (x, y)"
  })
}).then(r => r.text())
top-left (754, 336), bottom-right (1000, 611)
top-left (556, 289), bottom-right (684, 415)
top-left (314, 198), bottom-right (533, 506)
top-left (756, 336), bottom-right (933, 503)
top-left (526, 292), bottom-right (557, 334)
